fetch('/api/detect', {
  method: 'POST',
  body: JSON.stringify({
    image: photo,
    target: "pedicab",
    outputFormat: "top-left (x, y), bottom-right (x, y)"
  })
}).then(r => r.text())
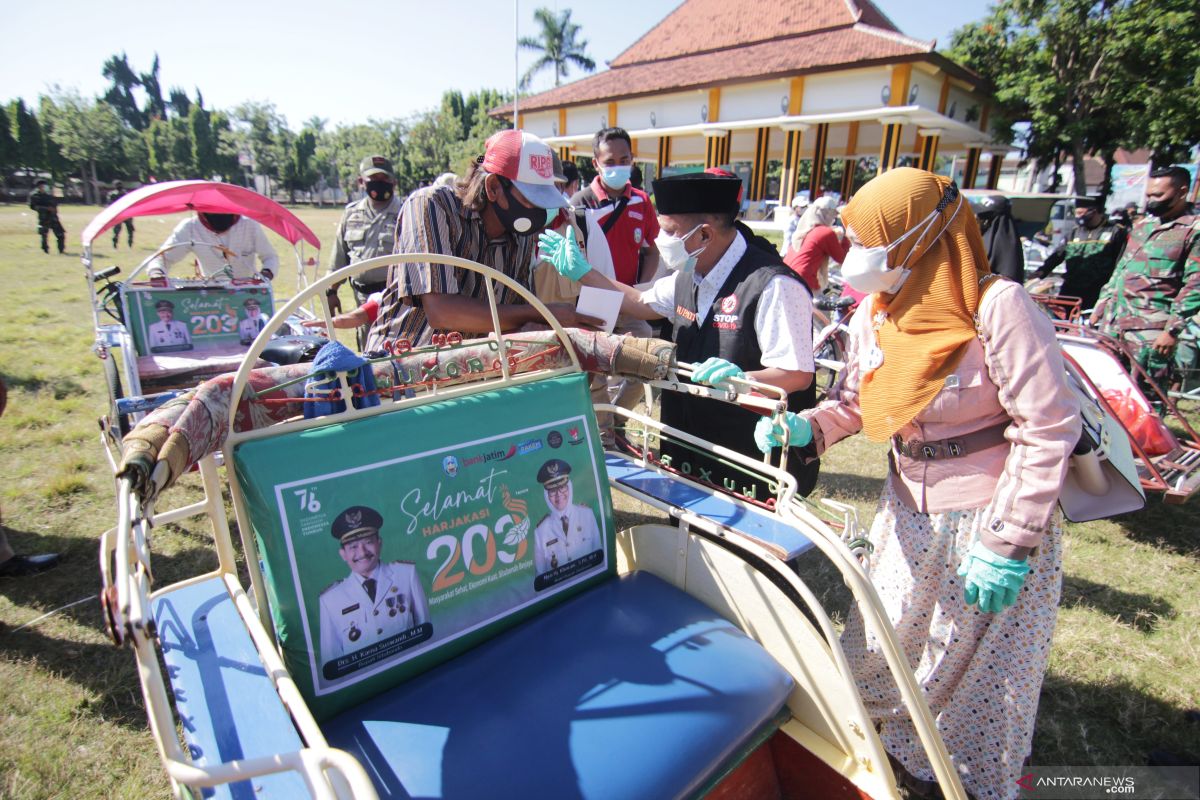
top-left (99, 254), bottom-right (971, 800)
top-left (82, 181), bottom-right (326, 440)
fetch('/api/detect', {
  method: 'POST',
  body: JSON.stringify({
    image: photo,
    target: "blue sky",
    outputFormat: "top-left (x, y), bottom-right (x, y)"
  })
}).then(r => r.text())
top-left (2, 0), bottom-right (993, 128)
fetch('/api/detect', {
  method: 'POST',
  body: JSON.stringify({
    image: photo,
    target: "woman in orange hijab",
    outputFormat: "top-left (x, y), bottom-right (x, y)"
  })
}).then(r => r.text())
top-left (757, 168), bottom-right (1080, 800)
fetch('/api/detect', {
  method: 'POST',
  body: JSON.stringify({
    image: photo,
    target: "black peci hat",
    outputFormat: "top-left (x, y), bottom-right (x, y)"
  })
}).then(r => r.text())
top-left (651, 173), bottom-right (742, 216)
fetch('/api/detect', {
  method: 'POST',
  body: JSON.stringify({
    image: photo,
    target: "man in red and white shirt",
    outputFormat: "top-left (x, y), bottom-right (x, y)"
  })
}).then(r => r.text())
top-left (571, 127), bottom-right (661, 287)
top-left (571, 128), bottom-right (662, 434)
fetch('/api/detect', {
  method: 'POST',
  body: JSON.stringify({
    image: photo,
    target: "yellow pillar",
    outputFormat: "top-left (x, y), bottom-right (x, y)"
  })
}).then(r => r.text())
top-left (750, 127), bottom-right (770, 201)
top-left (879, 123), bottom-right (903, 173)
top-left (704, 135), bottom-right (719, 169)
top-left (606, 102), bottom-right (618, 129)
top-left (808, 123), bottom-right (830, 197)
top-left (918, 134), bottom-right (941, 172)
top-left (558, 146), bottom-right (571, 163)
top-left (878, 64), bottom-right (910, 175)
top-left (779, 128), bottom-right (805, 205)
top-left (656, 136), bottom-right (671, 176)
top-left (840, 121), bottom-right (859, 197)
top-left (963, 147), bottom-right (982, 188)
top-left (987, 153), bottom-right (1003, 189)
top-left (557, 109), bottom-right (567, 137)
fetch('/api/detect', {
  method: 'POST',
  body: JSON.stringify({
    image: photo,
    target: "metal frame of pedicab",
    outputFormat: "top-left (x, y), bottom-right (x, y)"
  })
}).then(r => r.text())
top-left (81, 180), bottom-right (323, 438)
top-left (1046, 318), bottom-right (1200, 502)
top-left (100, 253), bottom-right (968, 800)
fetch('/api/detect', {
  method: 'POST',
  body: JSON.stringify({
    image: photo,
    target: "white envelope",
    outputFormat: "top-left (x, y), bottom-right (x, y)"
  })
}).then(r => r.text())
top-left (576, 286), bottom-right (624, 334)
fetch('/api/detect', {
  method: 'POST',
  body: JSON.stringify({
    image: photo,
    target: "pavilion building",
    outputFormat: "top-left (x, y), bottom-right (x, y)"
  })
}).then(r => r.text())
top-left (492, 0), bottom-right (1006, 209)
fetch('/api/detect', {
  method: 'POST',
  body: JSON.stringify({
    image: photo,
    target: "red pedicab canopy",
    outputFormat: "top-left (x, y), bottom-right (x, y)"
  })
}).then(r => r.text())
top-left (81, 180), bottom-right (321, 249)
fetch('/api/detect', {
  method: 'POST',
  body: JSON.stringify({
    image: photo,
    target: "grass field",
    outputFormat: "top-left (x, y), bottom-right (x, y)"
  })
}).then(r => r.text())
top-left (0, 202), bottom-right (1196, 799)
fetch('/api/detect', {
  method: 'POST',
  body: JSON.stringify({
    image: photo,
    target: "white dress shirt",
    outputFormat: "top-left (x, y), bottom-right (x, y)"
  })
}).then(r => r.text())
top-left (639, 232), bottom-right (814, 371)
top-left (148, 217), bottom-right (280, 280)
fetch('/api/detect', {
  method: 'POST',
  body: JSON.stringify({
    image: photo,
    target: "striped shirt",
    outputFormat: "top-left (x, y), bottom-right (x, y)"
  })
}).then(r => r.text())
top-left (365, 185), bottom-right (539, 350)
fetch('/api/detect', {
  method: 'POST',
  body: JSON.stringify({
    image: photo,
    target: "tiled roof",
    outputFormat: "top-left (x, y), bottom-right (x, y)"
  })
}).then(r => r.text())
top-left (499, 22), bottom-right (936, 115)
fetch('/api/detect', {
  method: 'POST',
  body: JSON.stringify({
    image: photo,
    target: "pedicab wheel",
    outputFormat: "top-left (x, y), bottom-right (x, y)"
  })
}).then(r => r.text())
top-left (103, 354), bottom-right (131, 439)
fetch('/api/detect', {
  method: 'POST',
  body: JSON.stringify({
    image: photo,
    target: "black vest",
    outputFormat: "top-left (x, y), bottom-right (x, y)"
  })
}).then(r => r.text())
top-left (660, 239), bottom-right (819, 498)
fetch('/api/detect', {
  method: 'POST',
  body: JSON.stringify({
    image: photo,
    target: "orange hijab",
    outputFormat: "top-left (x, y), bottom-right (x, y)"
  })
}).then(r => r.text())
top-left (840, 168), bottom-right (991, 441)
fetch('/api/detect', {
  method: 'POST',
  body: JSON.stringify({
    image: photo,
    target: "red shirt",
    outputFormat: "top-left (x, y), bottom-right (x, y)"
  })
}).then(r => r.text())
top-left (783, 225), bottom-right (849, 292)
top-left (576, 176), bottom-right (660, 286)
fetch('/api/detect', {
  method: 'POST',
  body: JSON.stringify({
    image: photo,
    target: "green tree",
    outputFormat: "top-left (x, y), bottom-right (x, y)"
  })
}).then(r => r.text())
top-left (0, 105), bottom-right (16, 197)
top-left (169, 87), bottom-right (192, 118)
top-left (230, 101), bottom-right (289, 195)
top-left (38, 96), bottom-right (73, 189)
top-left (949, 0), bottom-right (1200, 196)
top-left (140, 54), bottom-right (167, 121)
top-left (518, 8), bottom-right (595, 89)
top-left (44, 91), bottom-right (126, 203)
top-left (10, 99), bottom-right (45, 180)
top-left (189, 104), bottom-right (217, 179)
top-left (102, 52), bottom-right (145, 130)
top-left (282, 127), bottom-right (318, 202)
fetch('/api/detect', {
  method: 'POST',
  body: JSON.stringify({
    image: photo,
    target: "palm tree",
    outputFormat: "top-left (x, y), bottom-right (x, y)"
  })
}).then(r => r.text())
top-left (518, 8), bottom-right (596, 90)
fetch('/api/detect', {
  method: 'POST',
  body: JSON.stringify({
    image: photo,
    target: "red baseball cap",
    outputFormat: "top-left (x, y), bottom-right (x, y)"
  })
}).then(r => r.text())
top-left (482, 130), bottom-right (567, 209)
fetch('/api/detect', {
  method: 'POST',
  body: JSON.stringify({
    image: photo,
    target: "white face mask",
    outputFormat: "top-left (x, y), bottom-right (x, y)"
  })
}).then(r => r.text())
top-left (655, 224), bottom-right (706, 272)
top-left (841, 187), bottom-right (963, 295)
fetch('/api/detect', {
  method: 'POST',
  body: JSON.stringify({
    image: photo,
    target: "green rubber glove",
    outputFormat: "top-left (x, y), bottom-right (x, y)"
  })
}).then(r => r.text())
top-left (753, 413), bottom-right (813, 452)
top-left (538, 230), bottom-right (591, 281)
top-left (691, 357), bottom-right (746, 389)
top-left (956, 540), bottom-right (1030, 614)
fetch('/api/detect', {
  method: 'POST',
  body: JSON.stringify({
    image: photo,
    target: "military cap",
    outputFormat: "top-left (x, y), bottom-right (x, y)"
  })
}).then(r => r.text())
top-left (359, 155), bottom-right (395, 180)
top-left (652, 173), bottom-right (742, 216)
top-left (537, 458), bottom-right (572, 490)
top-left (243, 297), bottom-right (261, 308)
top-left (155, 300), bottom-right (174, 311)
top-left (332, 505), bottom-right (383, 544)
top-left (1075, 196), bottom-right (1103, 210)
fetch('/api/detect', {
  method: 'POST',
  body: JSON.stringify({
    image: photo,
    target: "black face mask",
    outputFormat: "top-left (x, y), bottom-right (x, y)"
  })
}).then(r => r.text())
top-left (1145, 198), bottom-right (1174, 217)
top-left (491, 180), bottom-right (545, 238)
top-left (366, 179), bottom-right (394, 203)
top-left (201, 213), bottom-right (239, 233)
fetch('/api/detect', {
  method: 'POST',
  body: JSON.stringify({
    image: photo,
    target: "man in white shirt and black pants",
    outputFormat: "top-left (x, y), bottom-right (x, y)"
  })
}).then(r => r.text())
top-left (540, 172), bottom-right (818, 498)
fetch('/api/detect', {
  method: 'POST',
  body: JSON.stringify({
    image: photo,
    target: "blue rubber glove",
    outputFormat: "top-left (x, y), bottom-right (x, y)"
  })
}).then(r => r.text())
top-left (753, 413), bottom-right (813, 452)
top-left (538, 230), bottom-right (591, 281)
top-left (691, 357), bottom-right (746, 389)
top-left (956, 540), bottom-right (1030, 614)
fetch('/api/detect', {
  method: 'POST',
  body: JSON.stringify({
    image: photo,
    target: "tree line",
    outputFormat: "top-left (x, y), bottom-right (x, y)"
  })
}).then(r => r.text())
top-left (0, 52), bottom-right (511, 205)
top-left (948, 0), bottom-right (1200, 196)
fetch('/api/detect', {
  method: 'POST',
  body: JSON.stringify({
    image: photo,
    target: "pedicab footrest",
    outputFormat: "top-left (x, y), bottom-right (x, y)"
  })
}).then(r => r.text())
top-left (321, 571), bottom-right (794, 800)
top-left (605, 454), bottom-right (815, 561)
top-left (153, 576), bottom-right (309, 799)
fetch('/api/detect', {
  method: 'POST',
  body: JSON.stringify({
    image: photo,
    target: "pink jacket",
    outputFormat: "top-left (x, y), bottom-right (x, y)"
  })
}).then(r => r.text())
top-left (807, 280), bottom-right (1081, 549)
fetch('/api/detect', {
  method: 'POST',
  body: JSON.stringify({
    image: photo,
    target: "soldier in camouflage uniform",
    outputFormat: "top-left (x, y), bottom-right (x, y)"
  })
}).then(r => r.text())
top-left (29, 180), bottom-right (65, 254)
top-left (327, 155), bottom-right (403, 347)
top-left (1034, 196), bottom-right (1127, 310)
top-left (1093, 166), bottom-right (1200, 389)
top-left (106, 180), bottom-right (134, 248)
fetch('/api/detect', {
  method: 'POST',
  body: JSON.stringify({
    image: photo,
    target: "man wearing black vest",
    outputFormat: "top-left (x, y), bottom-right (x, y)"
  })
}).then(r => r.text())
top-left (539, 172), bottom-right (818, 498)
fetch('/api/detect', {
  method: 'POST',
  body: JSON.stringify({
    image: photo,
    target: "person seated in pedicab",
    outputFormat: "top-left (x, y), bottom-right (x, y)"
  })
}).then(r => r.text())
top-left (363, 129), bottom-right (600, 352)
top-left (147, 300), bottom-right (193, 352)
top-left (539, 172), bottom-right (818, 499)
top-left (146, 211), bottom-right (279, 283)
top-left (318, 505), bottom-right (429, 666)
top-left (754, 167), bottom-right (1081, 800)
top-left (783, 195), bottom-right (848, 293)
top-left (532, 458), bottom-right (601, 575)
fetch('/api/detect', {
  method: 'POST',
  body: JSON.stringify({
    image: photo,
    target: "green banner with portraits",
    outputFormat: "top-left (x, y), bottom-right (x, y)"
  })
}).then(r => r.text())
top-left (233, 373), bottom-right (614, 719)
top-left (122, 284), bottom-right (274, 356)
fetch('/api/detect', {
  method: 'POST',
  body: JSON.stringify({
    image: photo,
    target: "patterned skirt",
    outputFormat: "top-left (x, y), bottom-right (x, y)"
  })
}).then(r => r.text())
top-left (840, 480), bottom-right (1062, 800)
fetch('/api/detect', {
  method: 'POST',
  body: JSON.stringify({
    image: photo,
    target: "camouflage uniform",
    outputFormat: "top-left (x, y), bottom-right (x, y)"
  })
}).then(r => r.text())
top-left (1034, 219), bottom-right (1127, 310)
top-left (29, 188), bottom-right (65, 254)
top-left (106, 187), bottom-right (134, 247)
top-left (1093, 205), bottom-right (1200, 385)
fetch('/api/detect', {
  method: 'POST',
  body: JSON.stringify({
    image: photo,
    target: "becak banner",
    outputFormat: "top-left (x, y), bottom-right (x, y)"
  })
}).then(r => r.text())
top-left (123, 285), bottom-right (273, 355)
top-left (233, 374), bottom-right (613, 719)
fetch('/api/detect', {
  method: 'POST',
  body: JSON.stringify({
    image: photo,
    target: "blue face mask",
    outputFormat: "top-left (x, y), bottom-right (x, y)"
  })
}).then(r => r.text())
top-left (600, 165), bottom-right (632, 190)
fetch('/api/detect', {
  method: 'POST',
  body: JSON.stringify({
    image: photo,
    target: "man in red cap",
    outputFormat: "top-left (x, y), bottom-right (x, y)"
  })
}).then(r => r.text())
top-left (365, 130), bottom-right (599, 350)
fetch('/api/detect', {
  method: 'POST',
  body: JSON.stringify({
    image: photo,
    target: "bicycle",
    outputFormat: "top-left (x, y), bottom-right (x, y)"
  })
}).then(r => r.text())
top-left (811, 294), bottom-right (856, 402)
